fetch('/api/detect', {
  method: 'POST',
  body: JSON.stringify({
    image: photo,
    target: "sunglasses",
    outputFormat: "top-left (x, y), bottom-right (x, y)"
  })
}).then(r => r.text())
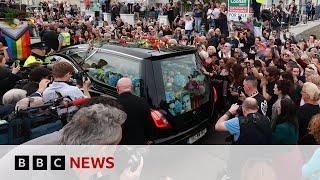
top-left (307, 66), bottom-right (315, 71)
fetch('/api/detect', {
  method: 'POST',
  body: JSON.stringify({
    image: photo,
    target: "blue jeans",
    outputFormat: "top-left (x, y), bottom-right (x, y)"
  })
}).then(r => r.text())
top-left (208, 18), bottom-right (215, 28)
top-left (185, 30), bottom-right (192, 38)
top-left (194, 17), bottom-right (202, 32)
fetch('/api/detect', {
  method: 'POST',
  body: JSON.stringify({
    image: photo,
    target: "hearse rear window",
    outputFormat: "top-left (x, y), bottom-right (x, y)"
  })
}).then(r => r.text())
top-left (160, 54), bottom-right (209, 116)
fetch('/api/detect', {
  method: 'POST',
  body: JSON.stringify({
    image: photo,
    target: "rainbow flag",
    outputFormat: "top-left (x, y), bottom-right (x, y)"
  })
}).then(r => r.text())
top-left (0, 22), bottom-right (31, 60)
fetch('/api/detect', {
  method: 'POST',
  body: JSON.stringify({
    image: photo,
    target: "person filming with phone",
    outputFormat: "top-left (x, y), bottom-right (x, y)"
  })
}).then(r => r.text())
top-left (215, 97), bottom-right (272, 144)
top-left (0, 55), bottom-right (21, 99)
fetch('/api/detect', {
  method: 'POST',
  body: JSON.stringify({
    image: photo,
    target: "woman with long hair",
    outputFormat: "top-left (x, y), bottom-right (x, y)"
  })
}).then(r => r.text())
top-left (172, 27), bottom-right (182, 41)
top-left (280, 71), bottom-right (301, 106)
top-left (299, 113), bottom-right (320, 144)
top-left (308, 114), bottom-right (320, 144)
top-left (272, 80), bottom-right (292, 124)
top-left (272, 98), bottom-right (299, 144)
top-left (228, 63), bottom-right (244, 105)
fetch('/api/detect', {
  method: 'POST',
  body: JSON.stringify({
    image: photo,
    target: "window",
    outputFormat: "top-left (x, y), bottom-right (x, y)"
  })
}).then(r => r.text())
top-left (160, 54), bottom-right (209, 116)
top-left (46, 55), bottom-right (78, 73)
top-left (82, 52), bottom-right (142, 96)
top-left (69, 51), bottom-right (86, 64)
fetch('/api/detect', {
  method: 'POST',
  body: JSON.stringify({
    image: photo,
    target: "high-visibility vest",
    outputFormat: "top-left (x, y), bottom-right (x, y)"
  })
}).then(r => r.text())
top-left (61, 32), bottom-right (71, 46)
top-left (24, 55), bottom-right (43, 67)
top-left (256, 0), bottom-right (265, 4)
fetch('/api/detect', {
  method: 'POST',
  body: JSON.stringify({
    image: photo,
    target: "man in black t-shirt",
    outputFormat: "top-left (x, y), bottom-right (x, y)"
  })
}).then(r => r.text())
top-left (241, 76), bottom-right (268, 116)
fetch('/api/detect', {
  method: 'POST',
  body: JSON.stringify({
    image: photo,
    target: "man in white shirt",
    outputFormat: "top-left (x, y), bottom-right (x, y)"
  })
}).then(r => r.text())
top-left (43, 61), bottom-right (91, 103)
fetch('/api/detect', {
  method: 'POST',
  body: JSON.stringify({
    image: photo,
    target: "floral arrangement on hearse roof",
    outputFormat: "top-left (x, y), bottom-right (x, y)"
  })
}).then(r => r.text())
top-left (118, 36), bottom-right (174, 50)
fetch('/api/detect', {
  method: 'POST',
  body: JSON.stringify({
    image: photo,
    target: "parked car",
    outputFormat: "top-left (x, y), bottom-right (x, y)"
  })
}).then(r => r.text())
top-left (47, 42), bottom-right (214, 144)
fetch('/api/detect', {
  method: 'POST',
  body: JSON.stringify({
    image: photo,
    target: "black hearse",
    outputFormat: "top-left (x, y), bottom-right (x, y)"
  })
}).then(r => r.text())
top-left (47, 42), bottom-right (213, 144)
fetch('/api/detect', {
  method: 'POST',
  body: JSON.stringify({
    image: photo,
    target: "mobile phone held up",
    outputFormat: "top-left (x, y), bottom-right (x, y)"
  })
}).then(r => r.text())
top-left (14, 60), bottom-right (20, 68)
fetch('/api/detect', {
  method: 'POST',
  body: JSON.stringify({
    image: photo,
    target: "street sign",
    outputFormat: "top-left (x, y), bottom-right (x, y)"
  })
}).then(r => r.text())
top-left (228, 0), bottom-right (251, 21)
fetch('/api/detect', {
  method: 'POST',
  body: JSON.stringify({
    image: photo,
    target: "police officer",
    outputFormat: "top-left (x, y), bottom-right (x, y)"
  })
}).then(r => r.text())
top-left (58, 26), bottom-right (71, 51)
top-left (215, 97), bottom-right (272, 144)
top-left (24, 43), bottom-right (53, 67)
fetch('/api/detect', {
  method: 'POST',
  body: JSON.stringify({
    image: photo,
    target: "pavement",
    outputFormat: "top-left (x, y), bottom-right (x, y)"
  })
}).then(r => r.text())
top-left (290, 19), bottom-right (320, 35)
top-left (288, 19), bottom-right (320, 41)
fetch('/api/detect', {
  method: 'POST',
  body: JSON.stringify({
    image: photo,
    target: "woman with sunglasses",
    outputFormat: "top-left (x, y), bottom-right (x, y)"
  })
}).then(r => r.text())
top-left (282, 40), bottom-right (291, 51)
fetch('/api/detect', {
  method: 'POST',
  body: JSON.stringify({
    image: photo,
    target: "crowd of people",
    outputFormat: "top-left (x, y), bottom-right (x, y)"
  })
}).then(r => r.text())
top-left (0, 0), bottom-right (320, 146)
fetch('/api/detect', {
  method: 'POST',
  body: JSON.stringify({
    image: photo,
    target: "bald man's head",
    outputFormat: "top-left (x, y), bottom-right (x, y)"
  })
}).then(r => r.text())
top-left (243, 97), bottom-right (259, 111)
top-left (116, 78), bottom-right (133, 94)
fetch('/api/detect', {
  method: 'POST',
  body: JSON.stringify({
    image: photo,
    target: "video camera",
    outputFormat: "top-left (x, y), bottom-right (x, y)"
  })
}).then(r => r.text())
top-left (72, 70), bottom-right (89, 87)
top-left (114, 146), bottom-right (147, 173)
top-left (16, 93), bottom-right (90, 126)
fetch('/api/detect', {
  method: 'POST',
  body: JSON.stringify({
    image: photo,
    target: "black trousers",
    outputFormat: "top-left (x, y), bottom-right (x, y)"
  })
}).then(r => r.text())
top-left (127, 3), bottom-right (133, 14)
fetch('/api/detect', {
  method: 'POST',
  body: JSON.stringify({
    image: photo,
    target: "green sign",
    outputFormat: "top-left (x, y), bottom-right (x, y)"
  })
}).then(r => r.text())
top-left (229, 0), bottom-right (249, 6)
top-left (228, 0), bottom-right (251, 21)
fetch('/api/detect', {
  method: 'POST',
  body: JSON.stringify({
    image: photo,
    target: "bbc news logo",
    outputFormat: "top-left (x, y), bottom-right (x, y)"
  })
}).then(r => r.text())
top-left (15, 156), bottom-right (65, 170)
top-left (15, 156), bottom-right (114, 170)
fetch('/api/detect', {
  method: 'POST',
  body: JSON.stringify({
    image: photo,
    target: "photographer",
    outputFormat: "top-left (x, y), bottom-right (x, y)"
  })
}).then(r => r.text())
top-left (42, 61), bottom-right (91, 102)
top-left (215, 97), bottom-right (272, 144)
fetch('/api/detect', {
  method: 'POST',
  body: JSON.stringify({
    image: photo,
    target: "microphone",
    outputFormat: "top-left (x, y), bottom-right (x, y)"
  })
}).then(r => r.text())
top-left (59, 98), bottom-right (90, 108)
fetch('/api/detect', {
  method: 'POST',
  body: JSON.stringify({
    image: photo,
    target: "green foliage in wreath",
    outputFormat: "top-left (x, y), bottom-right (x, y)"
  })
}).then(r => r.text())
top-left (3, 8), bottom-right (20, 25)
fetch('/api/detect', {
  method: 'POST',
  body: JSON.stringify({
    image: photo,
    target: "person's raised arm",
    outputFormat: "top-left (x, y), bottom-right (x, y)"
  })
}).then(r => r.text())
top-left (82, 77), bottom-right (91, 98)
top-left (215, 104), bottom-right (239, 131)
top-left (261, 77), bottom-right (272, 101)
